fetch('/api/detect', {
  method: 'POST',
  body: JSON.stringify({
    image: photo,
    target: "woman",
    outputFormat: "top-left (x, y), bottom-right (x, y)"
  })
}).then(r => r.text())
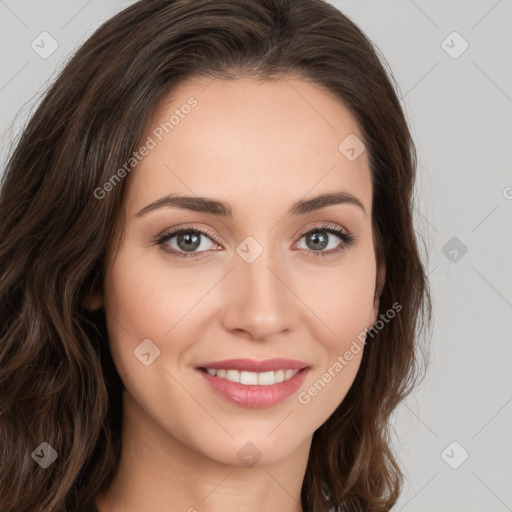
top-left (0, 1), bottom-right (431, 511)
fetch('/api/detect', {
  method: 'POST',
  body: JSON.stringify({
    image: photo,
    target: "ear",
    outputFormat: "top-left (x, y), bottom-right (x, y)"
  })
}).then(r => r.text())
top-left (370, 261), bottom-right (386, 326)
top-left (82, 277), bottom-right (104, 311)
top-left (86, 292), bottom-right (104, 311)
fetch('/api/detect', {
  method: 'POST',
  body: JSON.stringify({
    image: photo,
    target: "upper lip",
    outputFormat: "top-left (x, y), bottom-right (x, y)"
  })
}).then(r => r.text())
top-left (196, 358), bottom-right (310, 372)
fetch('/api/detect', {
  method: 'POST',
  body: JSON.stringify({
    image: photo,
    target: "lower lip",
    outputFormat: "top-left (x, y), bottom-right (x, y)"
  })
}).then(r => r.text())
top-left (196, 368), bottom-right (310, 408)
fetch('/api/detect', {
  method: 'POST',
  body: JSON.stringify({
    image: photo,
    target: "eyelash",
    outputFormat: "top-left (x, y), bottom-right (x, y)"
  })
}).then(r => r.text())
top-left (154, 222), bottom-right (356, 260)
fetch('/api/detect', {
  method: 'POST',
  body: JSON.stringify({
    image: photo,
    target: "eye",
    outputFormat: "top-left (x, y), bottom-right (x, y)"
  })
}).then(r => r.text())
top-left (294, 222), bottom-right (356, 258)
top-left (154, 222), bottom-right (356, 260)
top-left (154, 226), bottom-right (220, 260)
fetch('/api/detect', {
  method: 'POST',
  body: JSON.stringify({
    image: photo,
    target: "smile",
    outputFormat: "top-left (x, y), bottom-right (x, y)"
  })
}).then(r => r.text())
top-left (195, 358), bottom-right (311, 408)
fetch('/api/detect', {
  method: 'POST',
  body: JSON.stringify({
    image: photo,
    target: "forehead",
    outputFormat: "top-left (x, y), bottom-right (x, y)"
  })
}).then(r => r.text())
top-left (126, 76), bottom-right (372, 216)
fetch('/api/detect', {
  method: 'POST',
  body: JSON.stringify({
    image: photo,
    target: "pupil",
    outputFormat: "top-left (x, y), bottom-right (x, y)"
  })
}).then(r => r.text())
top-left (178, 232), bottom-right (200, 252)
top-left (307, 231), bottom-right (327, 251)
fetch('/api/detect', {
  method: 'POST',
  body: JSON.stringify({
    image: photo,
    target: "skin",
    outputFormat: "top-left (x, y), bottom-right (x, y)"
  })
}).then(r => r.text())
top-left (93, 76), bottom-right (384, 512)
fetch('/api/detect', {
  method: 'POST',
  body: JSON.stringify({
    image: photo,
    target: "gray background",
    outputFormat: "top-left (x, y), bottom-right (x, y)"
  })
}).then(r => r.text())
top-left (1, 1), bottom-right (511, 510)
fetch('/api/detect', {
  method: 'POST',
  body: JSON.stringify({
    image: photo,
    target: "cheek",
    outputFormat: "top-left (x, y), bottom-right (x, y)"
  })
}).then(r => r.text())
top-left (103, 244), bottom-right (226, 380)
top-left (102, 249), bottom-right (204, 438)
top-left (103, 247), bottom-right (186, 372)
top-left (106, 239), bottom-right (208, 328)
top-left (295, 245), bottom-right (377, 346)
top-left (292, 246), bottom-right (376, 420)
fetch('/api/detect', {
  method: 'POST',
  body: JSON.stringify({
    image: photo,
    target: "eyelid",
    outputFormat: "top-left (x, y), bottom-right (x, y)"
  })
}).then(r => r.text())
top-left (156, 223), bottom-right (222, 245)
top-left (294, 221), bottom-right (352, 240)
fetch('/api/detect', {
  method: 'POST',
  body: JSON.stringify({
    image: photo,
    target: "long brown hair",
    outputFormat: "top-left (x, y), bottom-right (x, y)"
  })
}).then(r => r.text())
top-left (0, 1), bottom-right (431, 511)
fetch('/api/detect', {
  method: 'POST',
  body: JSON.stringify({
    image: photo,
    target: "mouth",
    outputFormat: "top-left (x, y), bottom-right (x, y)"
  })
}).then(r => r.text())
top-left (195, 358), bottom-right (311, 408)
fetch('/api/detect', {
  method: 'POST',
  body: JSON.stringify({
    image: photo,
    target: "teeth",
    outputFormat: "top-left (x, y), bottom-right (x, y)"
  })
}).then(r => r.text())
top-left (258, 371), bottom-right (274, 385)
top-left (203, 368), bottom-right (299, 385)
top-left (284, 369), bottom-right (295, 380)
top-left (240, 371), bottom-right (258, 385)
top-left (225, 369), bottom-right (239, 383)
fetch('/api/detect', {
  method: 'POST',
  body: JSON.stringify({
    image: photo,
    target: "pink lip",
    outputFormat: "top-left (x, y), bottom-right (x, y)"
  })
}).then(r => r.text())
top-left (196, 358), bottom-right (309, 372)
top-left (195, 358), bottom-right (311, 409)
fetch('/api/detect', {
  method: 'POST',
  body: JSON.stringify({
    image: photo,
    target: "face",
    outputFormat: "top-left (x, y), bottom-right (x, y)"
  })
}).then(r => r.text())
top-left (97, 76), bottom-right (383, 467)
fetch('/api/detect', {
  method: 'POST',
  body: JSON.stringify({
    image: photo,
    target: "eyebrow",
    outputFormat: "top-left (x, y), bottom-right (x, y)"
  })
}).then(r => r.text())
top-left (135, 191), bottom-right (366, 217)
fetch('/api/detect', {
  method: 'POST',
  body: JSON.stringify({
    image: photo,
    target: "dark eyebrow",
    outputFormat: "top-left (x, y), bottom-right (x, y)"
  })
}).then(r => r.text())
top-left (136, 195), bottom-right (233, 217)
top-left (136, 191), bottom-right (365, 217)
top-left (289, 192), bottom-right (365, 215)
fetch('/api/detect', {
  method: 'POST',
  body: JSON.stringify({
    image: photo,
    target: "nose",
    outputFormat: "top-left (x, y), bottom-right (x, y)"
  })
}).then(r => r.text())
top-left (220, 248), bottom-right (293, 341)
